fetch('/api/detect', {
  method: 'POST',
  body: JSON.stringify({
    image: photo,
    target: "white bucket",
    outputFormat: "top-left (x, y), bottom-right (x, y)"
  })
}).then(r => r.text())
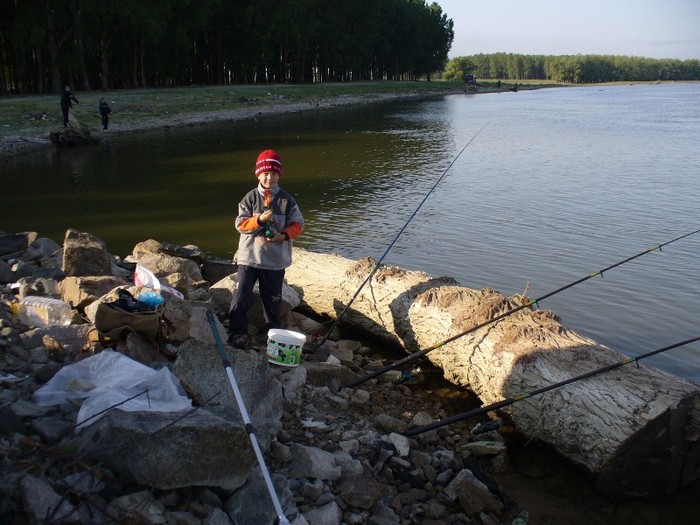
top-left (266, 329), bottom-right (306, 367)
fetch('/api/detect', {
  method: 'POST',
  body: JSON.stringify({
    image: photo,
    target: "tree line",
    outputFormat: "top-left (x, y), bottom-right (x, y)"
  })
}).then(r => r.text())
top-left (444, 53), bottom-right (700, 83)
top-left (0, 0), bottom-right (454, 95)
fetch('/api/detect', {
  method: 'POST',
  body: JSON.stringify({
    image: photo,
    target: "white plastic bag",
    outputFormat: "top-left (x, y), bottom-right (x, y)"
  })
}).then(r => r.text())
top-left (134, 264), bottom-right (185, 299)
top-left (33, 350), bottom-right (191, 429)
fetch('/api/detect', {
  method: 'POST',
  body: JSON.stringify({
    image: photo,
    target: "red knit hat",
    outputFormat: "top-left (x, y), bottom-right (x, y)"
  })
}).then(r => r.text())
top-left (255, 149), bottom-right (282, 177)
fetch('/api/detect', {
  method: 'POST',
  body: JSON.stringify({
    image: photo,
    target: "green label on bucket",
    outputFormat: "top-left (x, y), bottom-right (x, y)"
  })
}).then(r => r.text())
top-left (267, 329), bottom-right (305, 367)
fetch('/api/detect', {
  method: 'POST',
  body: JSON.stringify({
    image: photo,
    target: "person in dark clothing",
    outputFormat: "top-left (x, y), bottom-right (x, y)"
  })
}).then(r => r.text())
top-left (60, 85), bottom-right (79, 127)
top-left (99, 98), bottom-right (112, 130)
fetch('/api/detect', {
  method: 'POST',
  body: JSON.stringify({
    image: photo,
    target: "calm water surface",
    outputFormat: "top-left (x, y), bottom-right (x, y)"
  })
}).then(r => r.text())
top-left (4, 82), bottom-right (699, 383)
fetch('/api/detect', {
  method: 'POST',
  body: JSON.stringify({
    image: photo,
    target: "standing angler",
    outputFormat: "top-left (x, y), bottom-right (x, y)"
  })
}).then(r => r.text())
top-left (60, 85), bottom-right (79, 127)
top-left (228, 149), bottom-right (304, 348)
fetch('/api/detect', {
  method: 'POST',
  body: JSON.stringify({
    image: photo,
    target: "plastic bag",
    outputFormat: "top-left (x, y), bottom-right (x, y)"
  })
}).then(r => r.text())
top-left (33, 350), bottom-right (191, 429)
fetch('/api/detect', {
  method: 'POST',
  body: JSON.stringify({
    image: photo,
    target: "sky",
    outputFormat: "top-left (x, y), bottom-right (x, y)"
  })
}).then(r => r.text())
top-left (436, 0), bottom-right (700, 60)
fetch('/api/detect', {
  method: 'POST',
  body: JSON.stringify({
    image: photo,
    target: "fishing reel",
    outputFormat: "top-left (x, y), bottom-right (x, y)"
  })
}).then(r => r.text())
top-left (262, 207), bottom-right (277, 238)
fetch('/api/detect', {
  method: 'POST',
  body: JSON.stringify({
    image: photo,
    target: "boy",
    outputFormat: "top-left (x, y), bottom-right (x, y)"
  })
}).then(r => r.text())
top-left (228, 149), bottom-right (304, 348)
top-left (99, 98), bottom-right (112, 130)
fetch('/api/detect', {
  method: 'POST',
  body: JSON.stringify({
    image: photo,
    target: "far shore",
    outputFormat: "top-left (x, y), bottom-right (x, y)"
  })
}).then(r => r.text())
top-left (0, 80), bottom-right (549, 158)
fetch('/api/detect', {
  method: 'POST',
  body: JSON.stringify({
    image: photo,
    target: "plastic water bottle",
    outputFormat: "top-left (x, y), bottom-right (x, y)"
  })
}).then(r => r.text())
top-left (12, 296), bottom-right (73, 327)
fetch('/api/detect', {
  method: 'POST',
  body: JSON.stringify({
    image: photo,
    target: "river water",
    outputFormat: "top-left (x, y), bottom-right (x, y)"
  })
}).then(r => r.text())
top-left (3, 82), bottom-right (700, 521)
top-left (4, 82), bottom-right (699, 384)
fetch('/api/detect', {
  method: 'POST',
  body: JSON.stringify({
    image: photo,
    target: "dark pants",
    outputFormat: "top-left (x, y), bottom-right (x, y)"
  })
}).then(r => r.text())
top-left (228, 265), bottom-right (285, 337)
top-left (61, 105), bottom-right (70, 127)
top-left (101, 115), bottom-right (109, 130)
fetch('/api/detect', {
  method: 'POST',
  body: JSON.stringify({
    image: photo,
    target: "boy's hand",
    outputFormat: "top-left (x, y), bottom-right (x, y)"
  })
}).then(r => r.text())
top-left (266, 232), bottom-right (286, 242)
top-left (259, 209), bottom-right (273, 223)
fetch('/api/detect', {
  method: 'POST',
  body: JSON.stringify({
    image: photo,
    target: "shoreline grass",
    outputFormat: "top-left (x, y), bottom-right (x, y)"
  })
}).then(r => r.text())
top-left (0, 80), bottom-right (564, 144)
top-left (0, 81), bottom-right (468, 140)
top-left (2, 79), bottom-right (688, 144)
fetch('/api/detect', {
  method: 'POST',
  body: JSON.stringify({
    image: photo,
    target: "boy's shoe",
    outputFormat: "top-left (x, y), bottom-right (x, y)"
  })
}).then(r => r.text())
top-left (227, 334), bottom-right (247, 349)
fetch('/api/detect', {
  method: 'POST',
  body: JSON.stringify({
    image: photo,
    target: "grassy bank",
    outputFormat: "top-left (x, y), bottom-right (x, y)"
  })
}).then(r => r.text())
top-left (8, 79), bottom-right (674, 143)
top-left (0, 81), bottom-right (468, 140)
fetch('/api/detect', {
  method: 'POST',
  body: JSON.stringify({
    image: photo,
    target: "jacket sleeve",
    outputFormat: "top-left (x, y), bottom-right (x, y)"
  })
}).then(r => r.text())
top-left (281, 200), bottom-right (304, 239)
top-left (235, 192), bottom-right (264, 233)
top-left (282, 222), bottom-right (303, 239)
top-left (238, 216), bottom-right (263, 232)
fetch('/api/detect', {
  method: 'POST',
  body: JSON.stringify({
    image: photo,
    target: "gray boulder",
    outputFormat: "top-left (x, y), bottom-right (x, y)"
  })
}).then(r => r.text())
top-left (172, 339), bottom-right (283, 430)
top-left (61, 229), bottom-right (112, 277)
top-left (74, 407), bottom-right (255, 490)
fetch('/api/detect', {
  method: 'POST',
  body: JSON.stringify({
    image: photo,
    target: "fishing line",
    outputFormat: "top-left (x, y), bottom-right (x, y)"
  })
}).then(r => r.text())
top-left (404, 334), bottom-right (700, 437)
top-left (343, 227), bottom-right (700, 388)
top-left (313, 121), bottom-right (492, 349)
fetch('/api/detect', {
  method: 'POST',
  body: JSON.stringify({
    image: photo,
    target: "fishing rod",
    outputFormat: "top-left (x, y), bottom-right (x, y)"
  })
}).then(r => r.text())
top-left (206, 310), bottom-right (291, 525)
top-left (404, 334), bottom-right (700, 437)
top-left (344, 227), bottom-right (700, 389)
top-left (312, 121), bottom-right (492, 350)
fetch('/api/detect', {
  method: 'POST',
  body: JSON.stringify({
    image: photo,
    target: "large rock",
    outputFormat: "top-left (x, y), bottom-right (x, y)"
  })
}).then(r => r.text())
top-left (0, 231), bottom-right (38, 258)
top-left (130, 240), bottom-right (204, 298)
top-left (172, 339), bottom-right (283, 430)
top-left (444, 468), bottom-right (503, 516)
top-left (0, 259), bottom-right (14, 283)
top-left (49, 124), bottom-right (98, 147)
top-left (73, 407), bottom-right (255, 490)
top-left (19, 325), bottom-right (92, 354)
top-left (224, 472), bottom-right (293, 525)
top-left (59, 275), bottom-right (130, 309)
top-left (187, 305), bottom-right (227, 344)
top-left (21, 237), bottom-right (61, 264)
top-left (287, 444), bottom-right (342, 481)
top-left (20, 474), bottom-right (80, 524)
top-left (61, 229), bottom-right (112, 277)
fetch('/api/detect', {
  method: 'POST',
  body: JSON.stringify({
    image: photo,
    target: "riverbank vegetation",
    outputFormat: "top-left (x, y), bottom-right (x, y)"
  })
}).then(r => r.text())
top-left (444, 53), bottom-right (700, 83)
top-left (0, 81), bottom-right (481, 140)
top-left (1, 0), bottom-right (453, 95)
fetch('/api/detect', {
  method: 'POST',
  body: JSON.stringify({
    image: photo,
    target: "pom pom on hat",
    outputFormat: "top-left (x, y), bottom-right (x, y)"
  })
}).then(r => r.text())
top-left (255, 149), bottom-right (282, 177)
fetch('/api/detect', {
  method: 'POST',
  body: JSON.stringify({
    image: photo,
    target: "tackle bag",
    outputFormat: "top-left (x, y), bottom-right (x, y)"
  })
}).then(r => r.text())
top-left (92, 289), bottom-right (170, 345)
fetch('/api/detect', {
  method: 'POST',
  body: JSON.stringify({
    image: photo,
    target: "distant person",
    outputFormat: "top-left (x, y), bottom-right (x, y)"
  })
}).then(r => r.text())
top-left (60, 85), bottom-right (79, 127)
top-left (99, 98), bottom-right (112, 130)
top-left (228, 149), bottom-right (304, 349)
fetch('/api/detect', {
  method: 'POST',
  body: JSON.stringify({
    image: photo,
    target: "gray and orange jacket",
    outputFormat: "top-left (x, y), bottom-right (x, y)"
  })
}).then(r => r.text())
top-left (234, 184), bottom-right (304, 270)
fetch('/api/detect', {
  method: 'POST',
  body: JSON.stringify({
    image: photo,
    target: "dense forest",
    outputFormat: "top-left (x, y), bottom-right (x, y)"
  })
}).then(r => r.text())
top-left (444, 53), bottom-right (700, 83)
top-left (0, 0), bottom-right (453, 95)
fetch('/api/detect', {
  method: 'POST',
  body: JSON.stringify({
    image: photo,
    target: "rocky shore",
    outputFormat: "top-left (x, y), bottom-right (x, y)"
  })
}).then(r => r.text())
top-left (1, 229), bottom-right (527, 525)
top-left (3, 229), bottom-right (699, 524)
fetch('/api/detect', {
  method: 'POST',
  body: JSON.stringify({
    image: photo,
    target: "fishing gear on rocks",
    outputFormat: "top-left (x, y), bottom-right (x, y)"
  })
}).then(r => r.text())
top-left (344, 227), bottom-right (700, 388)
top-left (404, 334), bottom-right (700, 437)
top-left (206, 310), bottom-right (291, 525)
top-left (309, 122), bottom-right (492, 352)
